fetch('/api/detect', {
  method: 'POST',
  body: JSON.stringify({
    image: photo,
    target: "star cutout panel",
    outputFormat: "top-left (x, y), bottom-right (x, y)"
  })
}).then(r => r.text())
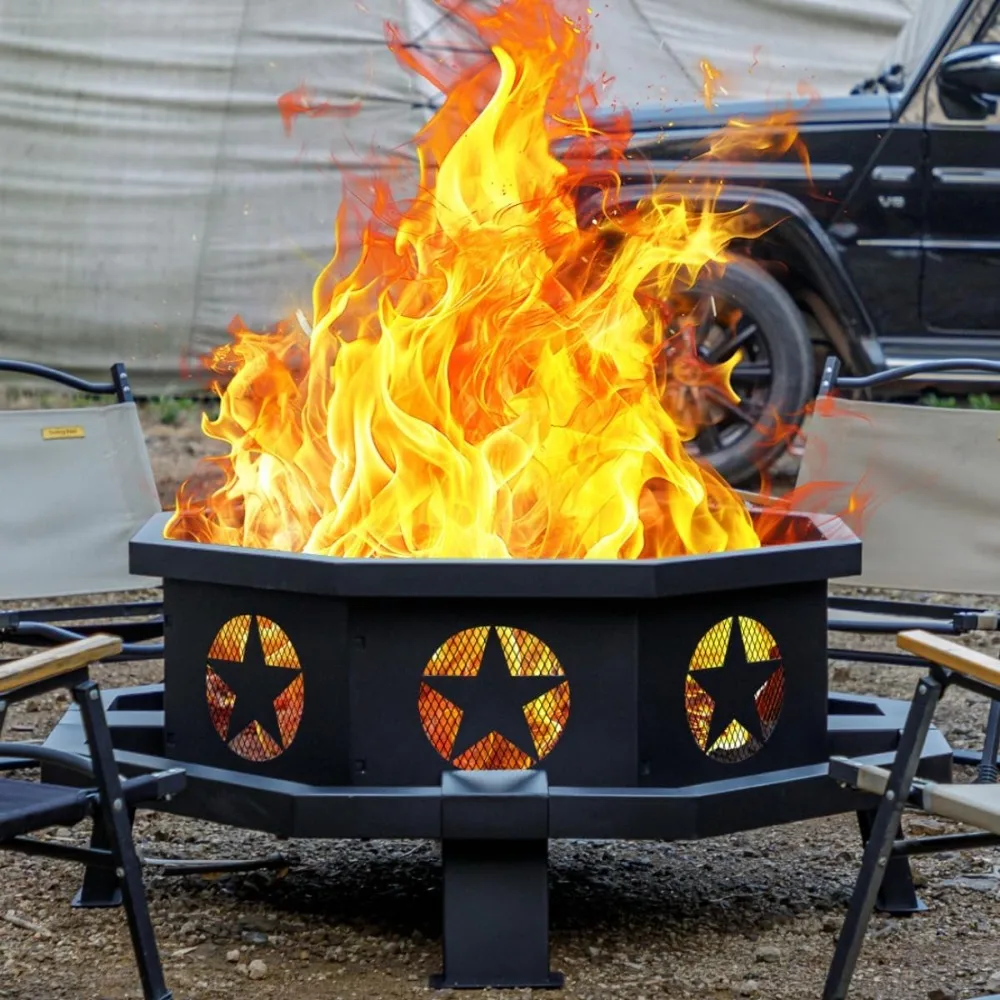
top-left (685, 616), bottom-right (784, 764)
top-left (419, 625), bottom-right (571, 770)
top-left (205, 615), bottom-right (305, 763)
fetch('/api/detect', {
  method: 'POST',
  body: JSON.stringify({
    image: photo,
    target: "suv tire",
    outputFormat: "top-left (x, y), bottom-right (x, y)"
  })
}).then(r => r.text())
top-left (676, 257), bottom-right (815, 487)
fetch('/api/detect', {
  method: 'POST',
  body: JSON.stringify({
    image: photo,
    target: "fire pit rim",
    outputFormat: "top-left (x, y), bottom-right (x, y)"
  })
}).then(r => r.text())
top-left (131, 511), bottom-right (861, 600)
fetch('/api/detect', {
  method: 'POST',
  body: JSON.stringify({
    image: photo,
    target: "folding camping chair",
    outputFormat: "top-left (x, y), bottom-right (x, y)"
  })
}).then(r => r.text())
top-left (0, 634), bottom-right (184, 1000)
top-left (0, 359), bottom-right (289, 890)
top-left (737, 356), bottom-right (1000, 921)
top-left (793, 356), bottom-right (1000, 778)
top-left (823, 629), bottom-right (1000, 1000)
top-left (781, 357), bottom-right (1000, 993)
top-left (0, 360), bottom-right (164, 659)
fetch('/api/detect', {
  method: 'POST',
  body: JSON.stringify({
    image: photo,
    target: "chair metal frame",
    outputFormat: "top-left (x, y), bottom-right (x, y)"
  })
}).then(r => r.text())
top-left (813, 356), bottom-right (1000, 776)
top-left (0, 635), bottom-right (184, 1000)
top-left (824, 629), bottom-right (1000, 1000)
top-left (0, 359), bottom-right (292, 887)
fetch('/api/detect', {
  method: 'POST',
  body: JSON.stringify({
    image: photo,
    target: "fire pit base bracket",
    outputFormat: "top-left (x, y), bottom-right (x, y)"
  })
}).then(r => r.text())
top-left (856, 809), bottom-right (927, 915)
top-left (71, 813), bottom-right (130, 909)
top-left (433, 770), bottom-right (562, 989)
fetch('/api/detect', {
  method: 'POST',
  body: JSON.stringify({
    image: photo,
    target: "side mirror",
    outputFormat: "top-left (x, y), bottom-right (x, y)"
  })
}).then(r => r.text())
top-left (938, 43), bottom-right (1000, 119)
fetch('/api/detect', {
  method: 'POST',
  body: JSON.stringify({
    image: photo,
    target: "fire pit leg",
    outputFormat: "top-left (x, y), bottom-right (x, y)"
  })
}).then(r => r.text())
top-left (72, 811), bottom-right (133, 908)
top-left (433, 770), bottom-right (562, 990)
top-left (856, 809), bottom-right (926, 914)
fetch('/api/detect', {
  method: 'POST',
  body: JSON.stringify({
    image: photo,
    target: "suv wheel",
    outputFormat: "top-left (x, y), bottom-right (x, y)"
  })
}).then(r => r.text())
top-left (657, 258), bottom-right (814, 487)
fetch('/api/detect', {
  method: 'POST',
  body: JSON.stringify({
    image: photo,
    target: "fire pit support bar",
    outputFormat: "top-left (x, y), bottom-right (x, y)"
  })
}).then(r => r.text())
top-left (434, 770), bottom-right (562, 989)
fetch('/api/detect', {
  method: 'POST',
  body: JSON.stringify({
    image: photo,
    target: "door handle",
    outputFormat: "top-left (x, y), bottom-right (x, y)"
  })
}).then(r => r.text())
top-left (871, 166), bottom-right (916, 185)
top-left (932, 166), bottom-right (1000, 186)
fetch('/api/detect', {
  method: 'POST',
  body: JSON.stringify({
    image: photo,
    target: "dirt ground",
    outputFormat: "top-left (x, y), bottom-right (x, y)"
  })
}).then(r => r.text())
top-left (3, 404), bottom-right (1000, 1000)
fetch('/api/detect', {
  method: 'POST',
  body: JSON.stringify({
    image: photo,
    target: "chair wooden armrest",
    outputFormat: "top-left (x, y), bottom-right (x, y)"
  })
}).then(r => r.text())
top-left (0, 635), bottom-right (122, 697)
top-left (898, 629), bottom-right (1000, 690)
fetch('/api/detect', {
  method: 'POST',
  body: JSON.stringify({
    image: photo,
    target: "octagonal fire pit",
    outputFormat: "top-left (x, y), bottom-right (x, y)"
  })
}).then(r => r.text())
top-left (37, 1), bottom-right (953, 986)
top-left (45, 508), bottom-right (951, 989)
top-left (137, 508), bottom-right (856, 791)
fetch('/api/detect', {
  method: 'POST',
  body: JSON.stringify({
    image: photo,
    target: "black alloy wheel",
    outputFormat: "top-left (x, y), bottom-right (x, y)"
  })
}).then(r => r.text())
top-left (657, 258), bottom-right (814, 487)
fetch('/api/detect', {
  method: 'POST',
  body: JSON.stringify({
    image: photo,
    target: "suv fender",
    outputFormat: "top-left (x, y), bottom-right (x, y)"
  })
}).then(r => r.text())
top-left (575, 182), bottom-right (881, 376)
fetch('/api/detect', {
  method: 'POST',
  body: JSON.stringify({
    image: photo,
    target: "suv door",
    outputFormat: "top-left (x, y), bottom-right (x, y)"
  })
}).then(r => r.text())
top-left (922, 0), bottom-right (1000, 337)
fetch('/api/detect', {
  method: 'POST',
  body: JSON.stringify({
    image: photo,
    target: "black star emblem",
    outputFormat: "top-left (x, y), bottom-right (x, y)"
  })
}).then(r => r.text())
top-left (690, 618), bottom-right (782, 752)
top-left (423, 629), bottom-right (564, 762)
top-left (208, 617), bottom-right (300, 749)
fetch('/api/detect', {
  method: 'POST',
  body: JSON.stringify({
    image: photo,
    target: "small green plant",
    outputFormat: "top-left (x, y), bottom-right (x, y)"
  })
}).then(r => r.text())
top-left (920, 392), bottom-right (957, 408)
top-left (920, 391), bottom-right (1000, 411)
top-left (969, 392), bottom-right (1000, 410)
top-left (145, 395), bottom-right (199, 426)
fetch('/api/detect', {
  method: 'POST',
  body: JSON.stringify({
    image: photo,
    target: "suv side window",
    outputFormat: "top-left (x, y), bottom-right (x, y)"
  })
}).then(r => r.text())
top-left (980, 2), bottom-right (1000, 39)
top-left (925, 0), bottom-right (1000, 124)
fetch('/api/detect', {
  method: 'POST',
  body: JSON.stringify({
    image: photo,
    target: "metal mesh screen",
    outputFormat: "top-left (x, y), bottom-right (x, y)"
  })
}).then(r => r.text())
top-left (419, 625), bottom-right (570, 770)
top-left (453, 732), bottom-right (534, 771)
top-left (686, 616), bottom-right (784, 764)
top-left (207, 613), bottom-right (252, 662)
top-left (205, 615), bottom-right (305, 763)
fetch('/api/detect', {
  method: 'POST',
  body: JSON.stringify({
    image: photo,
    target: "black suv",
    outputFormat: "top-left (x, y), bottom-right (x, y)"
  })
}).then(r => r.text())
top-left (572, 0), bottom-right (1000, 484)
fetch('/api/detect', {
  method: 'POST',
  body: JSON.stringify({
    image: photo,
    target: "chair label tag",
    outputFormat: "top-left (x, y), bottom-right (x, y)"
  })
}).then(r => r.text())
top-left (41, 426), bottom-right (85, 441)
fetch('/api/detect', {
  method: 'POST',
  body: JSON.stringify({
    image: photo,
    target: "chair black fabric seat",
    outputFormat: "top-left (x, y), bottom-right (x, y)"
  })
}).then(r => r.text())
top-left (0, 776), bottom-right (93, 840)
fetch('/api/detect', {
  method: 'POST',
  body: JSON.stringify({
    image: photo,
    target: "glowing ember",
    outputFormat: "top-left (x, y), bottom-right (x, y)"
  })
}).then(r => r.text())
top-left (277, 85), bottom-right (362, 137)
top-left (167, 0), bottom-right (801, 560)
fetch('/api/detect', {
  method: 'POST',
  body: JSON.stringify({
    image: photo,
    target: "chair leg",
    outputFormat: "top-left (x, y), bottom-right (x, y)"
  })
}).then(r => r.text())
top-left (977, 700), bottom-right (1000, 784)
top-left (75, 681), bottom-right (172, 1000)
top-left (823, 674), bottom-right (942, 1000)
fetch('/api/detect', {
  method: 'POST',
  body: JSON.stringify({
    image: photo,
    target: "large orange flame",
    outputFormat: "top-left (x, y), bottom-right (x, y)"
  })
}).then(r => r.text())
top-left (167, 0), bottom-right (800, 560)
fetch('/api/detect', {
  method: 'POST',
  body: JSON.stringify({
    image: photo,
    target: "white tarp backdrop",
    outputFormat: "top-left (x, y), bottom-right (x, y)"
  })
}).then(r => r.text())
top-left (0, 0), bottom-right (920, 392)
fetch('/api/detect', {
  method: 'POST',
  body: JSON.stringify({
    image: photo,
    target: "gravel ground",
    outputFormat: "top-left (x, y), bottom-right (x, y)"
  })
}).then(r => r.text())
top-left (3, 405), bottom-right (1000, 1000)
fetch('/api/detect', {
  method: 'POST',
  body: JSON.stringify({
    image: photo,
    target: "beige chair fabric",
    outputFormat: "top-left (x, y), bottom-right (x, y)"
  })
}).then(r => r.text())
top-left (0, 403), bottom-right (162, 600)
top-left (850, 761), bottom-right (1000, 834)
top-left (795, 398), bottom-right (1000, 596)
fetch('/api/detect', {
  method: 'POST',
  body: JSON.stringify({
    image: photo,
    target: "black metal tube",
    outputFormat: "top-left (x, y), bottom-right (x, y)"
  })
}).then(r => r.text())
top-left (75, 677), bottom-right (173, 998)
top-left (6, 601), bottom-right (163, 624)
top-left (829, 618), bottom-right (957, 635)
top-left (977, 701), bottom-right (1000, 784)
top-left (827, 648), bottom-right (929, 667)
top-left (892, 830), bottom-right (1000, 857)
top-left (836, 358), bottom-right (1000, 390)
top-left (0, 837), bottom-right (115, 868)
top-left (10, 622), bottom-right (163, 659)
top-left (0, 360), bottom-right (117, 396)
top-left (823, 675), bottom-right (943, 1000)
top-left (110, 362), bottom-right (134, 402)
top-left (828, 595), bottom-right (973, 620)
top-left (0, 742), bottom-right (94, 778)
top-left (143, 853), bottom-right (291, 876)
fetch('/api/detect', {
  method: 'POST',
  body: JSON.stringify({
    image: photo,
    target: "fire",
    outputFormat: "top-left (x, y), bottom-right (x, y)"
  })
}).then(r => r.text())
top-left (277, 85), bottom-right (362, 137)
top-left (167, 0), bottom-right (802, 561)
top-left (699, 59), bottom-right (727, 109)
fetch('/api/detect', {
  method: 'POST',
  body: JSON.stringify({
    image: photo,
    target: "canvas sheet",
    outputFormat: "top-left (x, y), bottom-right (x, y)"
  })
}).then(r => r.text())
top-left (0, 0), bottom-right (924, 391)
top-left (796, 398), bottom-right (1000, 596)
top-left (0, 402), bottom-right (162, 599)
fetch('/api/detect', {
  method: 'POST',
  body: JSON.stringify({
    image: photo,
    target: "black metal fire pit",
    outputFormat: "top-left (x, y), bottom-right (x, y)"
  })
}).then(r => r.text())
top-left (46, 509), bottom-right (951, 990)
